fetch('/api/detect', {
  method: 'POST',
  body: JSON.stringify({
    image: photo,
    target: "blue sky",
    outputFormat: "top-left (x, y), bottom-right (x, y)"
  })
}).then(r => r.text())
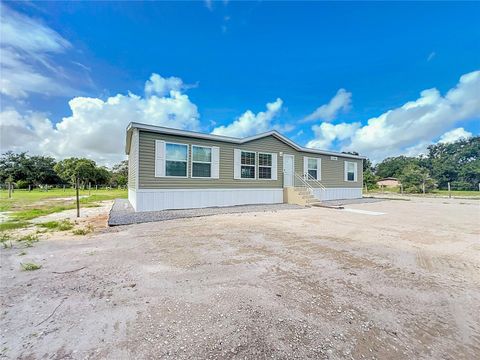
top-left (1, 1), bottom-right (479, 164)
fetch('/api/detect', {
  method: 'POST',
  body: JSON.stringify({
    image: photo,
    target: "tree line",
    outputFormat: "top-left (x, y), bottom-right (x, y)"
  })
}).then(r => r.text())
top-left (0, 152), bottom-right (128, 189)
top-left (360, 136), bottom-right (480, 193)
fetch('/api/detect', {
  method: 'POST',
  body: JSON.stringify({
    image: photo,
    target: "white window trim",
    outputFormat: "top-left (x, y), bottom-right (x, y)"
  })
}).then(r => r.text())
top-left (258, 152), bottom-right (275, 180)
top-left (345, 161), bottom-right (358, 182)
top-left (165, 142), bottom-right (189, 178)
top-left (240, 150), bottom-right (257, 180)
top-left (304, 157), bottom-right (321, 181)
top-left (191, 144), bottom-right (214, 179)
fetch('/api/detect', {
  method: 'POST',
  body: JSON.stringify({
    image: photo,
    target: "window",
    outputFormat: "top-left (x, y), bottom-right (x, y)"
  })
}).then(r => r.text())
top-left (258, 153), bottom-right (273, 179)
top-left (346, 161), bottom-right (356, 181)
top-left (165, 143), bottom-right (188, 177)
top-left (192, 145), bottom-right (212, 178)
top-left (307, 158), bottom-right (318, 179)
top-left (241, 151), bottom-right (255, 179)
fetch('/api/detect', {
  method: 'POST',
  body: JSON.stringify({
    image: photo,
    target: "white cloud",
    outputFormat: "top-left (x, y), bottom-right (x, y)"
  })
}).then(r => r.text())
top-left (144, 74), bottom-right (184, 97)
top-left (438, 127), bottom-right (473, 144)
top-left (0, 74), bottom-right (200, 166)
top-left (342, 70), bottom-right (480, 161)
top-left (306, 122), bottom-right (361, 150)
top-left (303, 88), bottom-right (352, 122)
top-left (211, 98), bottom-right (283, 138)
top-left (0, 3), bottom-right (86, 99)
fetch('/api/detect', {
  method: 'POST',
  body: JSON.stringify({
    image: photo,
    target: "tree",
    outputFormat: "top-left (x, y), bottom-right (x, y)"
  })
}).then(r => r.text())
top-left (0, 152), bottom-right (59, 187)
top-left (94, 166), bottom-right (111, 185)
top-left (427, 136), bottom-right (480, 190)
top-left (362, 157), bottom-right (378, 190)
top-left (398, 164), bottom-right (436, 193)
top-left (110, 160), bottom-right (128, 187)
top-left (54, 158), bottom-right (97, 186)
top-left (375, 156), bottom-right (419, 179)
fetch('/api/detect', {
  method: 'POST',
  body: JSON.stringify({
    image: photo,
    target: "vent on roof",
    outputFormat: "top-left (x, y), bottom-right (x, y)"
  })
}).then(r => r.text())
top-left (330, 156), bottom-right (338, 160)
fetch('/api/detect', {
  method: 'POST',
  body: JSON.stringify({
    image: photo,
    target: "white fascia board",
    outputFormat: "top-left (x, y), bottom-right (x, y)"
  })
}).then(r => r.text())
top-left (126, 122), bottom-right (366, 160)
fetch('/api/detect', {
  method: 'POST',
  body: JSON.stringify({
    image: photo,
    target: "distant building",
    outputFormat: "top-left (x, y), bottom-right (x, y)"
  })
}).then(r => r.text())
top-left (377, 177), bottom-right (400, 187)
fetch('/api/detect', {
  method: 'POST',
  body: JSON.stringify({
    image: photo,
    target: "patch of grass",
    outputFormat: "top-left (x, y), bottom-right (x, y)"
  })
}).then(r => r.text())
top-left (0, 221), bottom-right (30, 231)
top-left (432, 190), bottom-right (480, 197)
top-left (0, 232), bottom-right (14, 248)
top-left (21, 262), bottom-right (42, 271)
top-left (12, 206), bottom-right (73, 221)
top-left (38, 219), bottom-right (74, 231)
top-left (72, 225), bottom-right (94, 236)
top-left (2, 240), bottom-right (13, 249)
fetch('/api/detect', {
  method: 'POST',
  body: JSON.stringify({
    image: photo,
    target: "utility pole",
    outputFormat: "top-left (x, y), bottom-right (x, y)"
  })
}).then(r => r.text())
top-left (76, 177), bottom-right (80, 218)
top-left (448, 182), bottom-right (451, 198)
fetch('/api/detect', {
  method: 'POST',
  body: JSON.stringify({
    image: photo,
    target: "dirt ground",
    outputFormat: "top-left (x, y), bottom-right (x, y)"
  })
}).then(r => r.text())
top-left (1, 197), bottom-right (479, 359)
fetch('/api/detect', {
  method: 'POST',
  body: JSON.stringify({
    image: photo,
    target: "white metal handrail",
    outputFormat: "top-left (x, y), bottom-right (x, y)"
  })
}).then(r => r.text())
top-left (303, 173), bottom-right (326, 191)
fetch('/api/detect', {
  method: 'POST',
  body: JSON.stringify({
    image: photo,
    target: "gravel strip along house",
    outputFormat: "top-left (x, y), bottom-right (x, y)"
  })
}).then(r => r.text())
top-left (126, 122), bottom-right (365, 211)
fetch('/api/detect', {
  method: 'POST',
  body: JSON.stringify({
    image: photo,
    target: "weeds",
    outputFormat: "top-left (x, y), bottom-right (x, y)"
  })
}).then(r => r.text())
top-left (39, 219), bottom-right (74, 231)
top-left (72, 224), bottom-right (94, 236)
top-left (21, 262), bottom-right (42, 271)
top-left (0, 232), bottom-right (13, 249)
top-left (2, 240), bottom-right (13, 249)
top-left (0, 221), bottom-right (30, 232)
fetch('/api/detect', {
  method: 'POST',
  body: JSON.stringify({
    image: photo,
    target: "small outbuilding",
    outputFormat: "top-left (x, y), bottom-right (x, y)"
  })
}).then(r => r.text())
top-left (376, 177), bottom-right (400, 187)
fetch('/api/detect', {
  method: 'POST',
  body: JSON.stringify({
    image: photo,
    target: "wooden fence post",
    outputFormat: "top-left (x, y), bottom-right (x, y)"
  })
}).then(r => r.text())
top-left (76, 177), bottom-right (80, 218)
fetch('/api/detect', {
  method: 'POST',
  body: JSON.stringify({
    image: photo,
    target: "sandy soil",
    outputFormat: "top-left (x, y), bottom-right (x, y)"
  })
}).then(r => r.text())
top-left (1, 197), bottom-right (479, 359)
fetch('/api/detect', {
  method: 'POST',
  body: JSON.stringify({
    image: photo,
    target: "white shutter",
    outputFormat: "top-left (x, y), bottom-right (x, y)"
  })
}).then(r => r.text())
top-left (155, 140), bottom-right (166, 177)
top-left (211, 146), bottom-right (220, 179)
top-left (271, 153), bottom-right (278, 180)
top-left (344, 161), bottom-right (348, 181)
top-left (316, 158), bottom-right (322, 180)
top-left (234, 149), bottom-right (241, 179)
top-left (303, 157), bottom-right (308, 179)
top-left (353, 162), bottom-right (358, 182)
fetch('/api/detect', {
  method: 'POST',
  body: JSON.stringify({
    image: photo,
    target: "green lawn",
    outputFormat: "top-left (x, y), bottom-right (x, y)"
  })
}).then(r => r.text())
top-left (432, 189), bottom-right (480, 197)
top-left (367, 188), bottom-right (480, 197)
top-left (0, 188), bottom-right (127, 231)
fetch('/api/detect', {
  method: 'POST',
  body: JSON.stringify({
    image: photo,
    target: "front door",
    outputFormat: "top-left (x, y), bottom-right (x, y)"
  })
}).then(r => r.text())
top-left (283, 154), bottom-right (294, 187)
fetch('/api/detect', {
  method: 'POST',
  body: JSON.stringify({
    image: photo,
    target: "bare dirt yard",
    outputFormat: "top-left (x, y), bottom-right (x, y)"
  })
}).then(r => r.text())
top-left (1, 197), bottom-right (479, 359)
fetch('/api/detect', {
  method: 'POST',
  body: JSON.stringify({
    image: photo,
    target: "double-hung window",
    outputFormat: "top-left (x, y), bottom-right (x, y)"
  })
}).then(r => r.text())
top-left (192, 145), bottom-right (212, 178)
top-left (258, 153), bottom-right (273, 179)
top-left (345, 161), bottom-right (357, 181)
top-left (307, 158), bottom-right (318, 180)
top-left (165, 143), bottom-right (188, 177)
top-left (241, 151), bottom-right (256, 179)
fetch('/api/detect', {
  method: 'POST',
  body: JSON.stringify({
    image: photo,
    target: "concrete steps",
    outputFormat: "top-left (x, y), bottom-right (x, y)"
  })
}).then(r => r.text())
top-left (285, 187), bottom-right (322, 207)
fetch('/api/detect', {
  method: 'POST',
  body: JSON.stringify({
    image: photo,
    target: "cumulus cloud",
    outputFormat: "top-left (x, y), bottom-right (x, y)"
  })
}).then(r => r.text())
top-left (0, 3), bottom-right (89, 99)
top-left (0, 74), bottom-right (200, 165)
top-left (438, 127), bottom-right (473, 144)
top-left (306, 122), bottom-right (361, 149)
top-left (303, 88), bottom-right (352, 122)
top-left (306, 71), bottom-right (480, 161)
top-left (211, 98), bottom-right (283, 138)
top-left (345, 70), bottom-right (480, 160)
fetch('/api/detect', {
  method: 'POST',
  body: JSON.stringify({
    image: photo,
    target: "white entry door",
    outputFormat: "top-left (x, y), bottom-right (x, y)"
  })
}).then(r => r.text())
top-left (283, 154), bottom-right (294, 187)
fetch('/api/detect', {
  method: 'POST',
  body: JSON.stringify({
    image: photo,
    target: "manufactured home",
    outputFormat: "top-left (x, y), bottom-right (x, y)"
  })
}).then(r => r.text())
top-left (126, 122), bottom-right (365, 212)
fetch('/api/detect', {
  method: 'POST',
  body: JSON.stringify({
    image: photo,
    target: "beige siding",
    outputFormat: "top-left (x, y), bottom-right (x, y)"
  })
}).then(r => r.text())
top-left (128, 129), bottom-right (139, 189)
top-left (138, 130), bottom-right (363, 189)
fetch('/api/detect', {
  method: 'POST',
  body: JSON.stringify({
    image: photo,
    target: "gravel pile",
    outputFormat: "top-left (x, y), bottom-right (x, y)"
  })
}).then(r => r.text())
top-left (108, 199), bottom-right (303, 226)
